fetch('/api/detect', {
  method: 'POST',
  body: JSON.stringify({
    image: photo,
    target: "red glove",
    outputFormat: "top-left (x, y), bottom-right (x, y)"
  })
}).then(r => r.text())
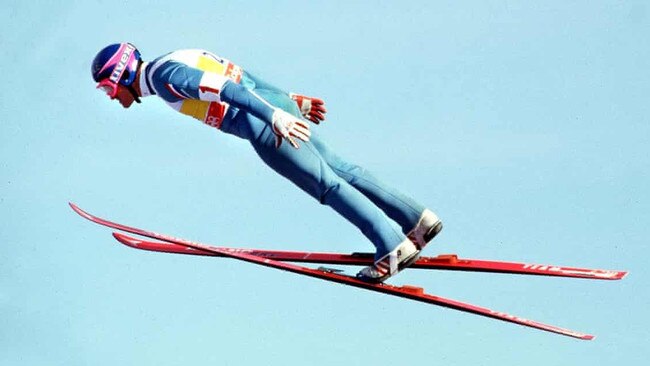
top-left (290, 93), bottom-right (327, 124)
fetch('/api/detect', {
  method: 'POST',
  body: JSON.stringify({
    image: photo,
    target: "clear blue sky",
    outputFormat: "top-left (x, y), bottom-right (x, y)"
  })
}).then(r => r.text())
top-left (1, 1), bottom-right (648, 365)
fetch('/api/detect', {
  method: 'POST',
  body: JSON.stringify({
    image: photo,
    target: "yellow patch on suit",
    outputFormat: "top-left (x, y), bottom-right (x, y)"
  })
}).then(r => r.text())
top-left (177, 54), bottom-right (242, 128)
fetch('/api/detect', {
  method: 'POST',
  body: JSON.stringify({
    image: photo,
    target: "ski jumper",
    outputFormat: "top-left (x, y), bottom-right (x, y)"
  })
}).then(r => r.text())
top-left (138, 49), bottom-right (427, 259)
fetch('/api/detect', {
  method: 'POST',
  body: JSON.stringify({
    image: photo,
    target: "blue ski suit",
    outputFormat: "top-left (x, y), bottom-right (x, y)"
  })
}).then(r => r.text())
top-left (138, 49), bottom-right (427, 259)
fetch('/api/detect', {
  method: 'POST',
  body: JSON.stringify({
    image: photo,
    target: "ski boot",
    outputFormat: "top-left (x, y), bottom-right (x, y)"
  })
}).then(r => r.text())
top-left (356, 238), bottom-right (420, 283)
top-left (407, 209), bottom-right (442, 249)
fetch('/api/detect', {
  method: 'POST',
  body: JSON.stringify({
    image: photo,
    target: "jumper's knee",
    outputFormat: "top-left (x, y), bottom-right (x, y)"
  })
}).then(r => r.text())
top-left (335, 163), bottom-right (370, 185)
top-left (319, 179), bottom-right (341, 205)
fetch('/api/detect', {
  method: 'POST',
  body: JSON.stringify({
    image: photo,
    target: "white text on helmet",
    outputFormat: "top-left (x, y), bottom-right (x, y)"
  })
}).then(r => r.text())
top-left (110, 44), bottom-right (135, 83)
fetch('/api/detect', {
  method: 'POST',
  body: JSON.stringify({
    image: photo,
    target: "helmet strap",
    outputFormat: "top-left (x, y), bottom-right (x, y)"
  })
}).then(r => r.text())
top-left (127, 85), bottom-right (141, 104)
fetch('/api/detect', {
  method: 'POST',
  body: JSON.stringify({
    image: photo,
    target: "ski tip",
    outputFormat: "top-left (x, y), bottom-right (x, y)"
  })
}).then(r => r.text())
top-left (112, 232), bottom-right (142, 248)
top-left (69, 202), bottom-right (105, 224)
top-left (69, 202), bottom-right (88, 217)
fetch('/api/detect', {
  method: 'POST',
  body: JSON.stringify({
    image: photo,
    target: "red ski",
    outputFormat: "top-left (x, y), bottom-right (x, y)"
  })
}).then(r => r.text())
top-left (70, 202), bottom-right (609, 340)
top-left (110, 231), bottom-right (626, 280)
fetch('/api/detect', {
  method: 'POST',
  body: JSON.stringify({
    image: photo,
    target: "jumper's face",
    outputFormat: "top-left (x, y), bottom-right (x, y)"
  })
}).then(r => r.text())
top-left (113, 84), bottom-right (137, 108)
top-left (97, 81), bottom-right (136, 109)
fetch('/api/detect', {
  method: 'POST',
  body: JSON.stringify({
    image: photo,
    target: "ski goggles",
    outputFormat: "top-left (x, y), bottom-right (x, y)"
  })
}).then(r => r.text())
top-left (96, 43), bottom-right (137, 99)
top-left (97, 78), bottom-right (120, 99)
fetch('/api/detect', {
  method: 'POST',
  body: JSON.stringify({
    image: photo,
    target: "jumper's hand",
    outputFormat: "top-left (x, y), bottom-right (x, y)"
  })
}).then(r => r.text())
top-left (290, 93), bottom-right (326, 124)
top-left (272, 109), bottom-right (311, 149)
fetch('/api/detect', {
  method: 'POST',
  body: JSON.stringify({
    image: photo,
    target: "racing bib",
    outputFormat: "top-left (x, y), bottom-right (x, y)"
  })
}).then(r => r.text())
top-left (178, 51), bottom-right (244, 129)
